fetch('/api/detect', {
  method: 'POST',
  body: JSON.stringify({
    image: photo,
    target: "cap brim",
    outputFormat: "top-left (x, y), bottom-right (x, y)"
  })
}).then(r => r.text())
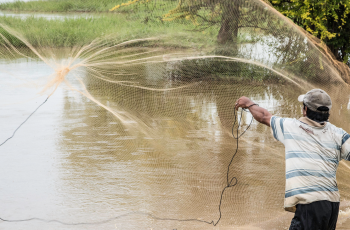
top-left (298, 94), bottom-right (305, 102)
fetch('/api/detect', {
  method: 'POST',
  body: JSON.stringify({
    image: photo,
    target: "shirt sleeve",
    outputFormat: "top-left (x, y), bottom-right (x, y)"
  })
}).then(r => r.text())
top-left (341, 132), bottom-right (350, 161)
top-left (270, 116), bottom-right (285, 144)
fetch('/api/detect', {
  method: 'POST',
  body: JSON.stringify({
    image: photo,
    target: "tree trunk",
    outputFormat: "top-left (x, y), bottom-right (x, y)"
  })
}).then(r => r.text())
top-left (328, 44), bottom-right (342, 61)
top-left (217, 0), bottom-right (240, 45)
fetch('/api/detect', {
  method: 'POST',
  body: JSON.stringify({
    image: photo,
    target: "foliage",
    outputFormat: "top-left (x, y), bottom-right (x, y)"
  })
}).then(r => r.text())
top-left (111, 0), bottom-right (216, 27)
top-left (110, 0), bottom-right (280, 46)
top-left (269, 0), bottom-right (350, 65)
top-left (110, 0), bottom-right (152, 11)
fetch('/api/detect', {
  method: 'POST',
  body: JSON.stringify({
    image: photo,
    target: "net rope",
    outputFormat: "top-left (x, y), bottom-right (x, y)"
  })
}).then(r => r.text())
top-left (0, 107), bottom-right (252, 227)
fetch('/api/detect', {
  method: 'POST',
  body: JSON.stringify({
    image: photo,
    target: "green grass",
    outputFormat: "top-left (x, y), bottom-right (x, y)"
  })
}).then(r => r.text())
top-left (0, 0), bottom-right (222, 48)
top-left (0, 12), bottom-right (220, 48)
top-left (0, 0), bottom-right (123, 12)
top-left (0, 0), bottom-right (175, 12)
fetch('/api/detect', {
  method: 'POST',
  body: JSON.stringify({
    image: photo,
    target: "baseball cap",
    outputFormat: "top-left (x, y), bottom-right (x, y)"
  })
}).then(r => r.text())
top-left (298, 89), bottom-right (332, 113)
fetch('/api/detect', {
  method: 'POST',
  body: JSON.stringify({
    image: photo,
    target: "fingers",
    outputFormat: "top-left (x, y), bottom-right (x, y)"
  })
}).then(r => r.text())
top-left (235, 99), bottom-right (240, 110)
top-left (235, 96), bottom-right (251, 110)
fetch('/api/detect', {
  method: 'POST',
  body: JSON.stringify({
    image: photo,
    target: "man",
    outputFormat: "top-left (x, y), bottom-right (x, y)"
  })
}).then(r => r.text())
top-left (235, 89), bottom-right (350, 230)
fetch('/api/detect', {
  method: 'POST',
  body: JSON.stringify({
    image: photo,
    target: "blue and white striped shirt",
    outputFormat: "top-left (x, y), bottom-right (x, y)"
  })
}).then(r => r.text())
top-left (270, 116), bottom-right (350, 212)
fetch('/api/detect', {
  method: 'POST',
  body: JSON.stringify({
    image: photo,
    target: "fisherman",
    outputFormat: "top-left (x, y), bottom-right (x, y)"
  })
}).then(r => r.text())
top-left (235, 89), bottom-right (349, 230)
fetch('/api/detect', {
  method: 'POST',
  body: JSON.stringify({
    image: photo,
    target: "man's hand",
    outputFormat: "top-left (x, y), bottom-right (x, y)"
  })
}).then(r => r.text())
top-left (234, 96), bottom-right (255, 110)
top-left (234, 96), bottom-right (272, 127)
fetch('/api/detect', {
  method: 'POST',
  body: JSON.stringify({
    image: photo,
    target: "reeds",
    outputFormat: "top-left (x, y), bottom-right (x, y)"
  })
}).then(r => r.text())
top-left (0, 13), bottom-right (219, 48)
top-left (0, 0), bottom-right (122, 12)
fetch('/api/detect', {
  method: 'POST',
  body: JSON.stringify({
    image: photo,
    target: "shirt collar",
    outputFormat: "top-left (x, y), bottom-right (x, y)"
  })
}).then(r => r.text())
top-left (298, 116), bottom-right (326, 128)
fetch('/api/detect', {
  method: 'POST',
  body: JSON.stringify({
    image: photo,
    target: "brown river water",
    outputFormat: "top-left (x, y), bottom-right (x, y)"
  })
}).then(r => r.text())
top-left (1, 58), bottom-right (350, 230)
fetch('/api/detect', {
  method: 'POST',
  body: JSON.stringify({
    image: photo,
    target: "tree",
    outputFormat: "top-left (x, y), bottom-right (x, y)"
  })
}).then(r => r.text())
top-left (269, 0), bottom-right (350, 65)
top-left (110, 0), bottom-right (270, 48)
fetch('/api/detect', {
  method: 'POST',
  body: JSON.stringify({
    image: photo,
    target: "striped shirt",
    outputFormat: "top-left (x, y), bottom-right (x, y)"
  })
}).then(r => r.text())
top-left (270, 116), bottom-right (350, 212)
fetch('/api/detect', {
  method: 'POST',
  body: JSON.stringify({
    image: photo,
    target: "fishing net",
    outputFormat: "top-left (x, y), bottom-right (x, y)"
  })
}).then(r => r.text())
top-left (1, 0), bottom-right (350, 229)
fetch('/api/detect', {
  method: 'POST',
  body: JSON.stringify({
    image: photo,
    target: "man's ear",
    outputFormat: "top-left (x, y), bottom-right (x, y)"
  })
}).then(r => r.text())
top-left (303, 106), bottom-right (307, 117)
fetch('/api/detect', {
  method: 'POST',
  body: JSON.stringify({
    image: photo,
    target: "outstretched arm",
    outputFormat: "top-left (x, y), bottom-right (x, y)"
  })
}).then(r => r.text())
top-left (234, 96), bottom-right (272, 127)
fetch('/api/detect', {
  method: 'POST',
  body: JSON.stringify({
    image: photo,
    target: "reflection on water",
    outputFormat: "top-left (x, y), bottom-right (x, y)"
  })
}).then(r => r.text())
top-left (1, 58), bottom-right (350, 230)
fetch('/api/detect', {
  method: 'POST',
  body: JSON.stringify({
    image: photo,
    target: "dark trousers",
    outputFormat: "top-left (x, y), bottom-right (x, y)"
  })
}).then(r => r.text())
top-left (289, 200), bottom-right (339, 230)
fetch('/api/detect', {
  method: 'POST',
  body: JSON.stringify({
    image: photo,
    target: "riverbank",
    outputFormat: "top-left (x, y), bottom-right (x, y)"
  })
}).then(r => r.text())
top-left (0, 0), bottom-right (298, 83)
top-left (0, 0), bottom-right (121, 12)
top-left (0, 0), bottom-right (222, 49)
top-left (0, 13), bottom-right (219, 48)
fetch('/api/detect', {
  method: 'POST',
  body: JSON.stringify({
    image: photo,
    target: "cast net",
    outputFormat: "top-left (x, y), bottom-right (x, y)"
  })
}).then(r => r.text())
top-left (1, 0), bottom-right (350, 229)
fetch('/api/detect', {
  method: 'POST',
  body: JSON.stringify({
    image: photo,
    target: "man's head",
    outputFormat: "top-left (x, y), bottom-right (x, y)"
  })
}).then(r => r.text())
top-left (298, 89), bottom-right (332, 123)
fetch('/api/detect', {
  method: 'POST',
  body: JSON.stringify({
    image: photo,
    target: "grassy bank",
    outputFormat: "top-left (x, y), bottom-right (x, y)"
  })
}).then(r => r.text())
top-left (0, 13), bottom-right (219, 48)
top-left (0, 0), bottom-right (222, 48)
top-left (0, 1), bottom-right (281, 82)
top-left (0, 0), bottom-right (124, 12)
top-left (0, 0), bottom-right (178, 13)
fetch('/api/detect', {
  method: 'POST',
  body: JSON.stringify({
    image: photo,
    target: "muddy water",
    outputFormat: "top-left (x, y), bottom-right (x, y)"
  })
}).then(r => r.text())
top-left (1, 58), bottom-right (350, 230)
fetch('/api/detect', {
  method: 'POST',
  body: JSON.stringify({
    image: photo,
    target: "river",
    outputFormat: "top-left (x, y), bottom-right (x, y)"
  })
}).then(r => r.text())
top-left (1, 56), bottom-right (350, 230)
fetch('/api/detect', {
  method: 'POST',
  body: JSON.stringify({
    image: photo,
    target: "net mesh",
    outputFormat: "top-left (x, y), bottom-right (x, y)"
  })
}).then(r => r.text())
top-left (1, 0), bottom-right (350, 229)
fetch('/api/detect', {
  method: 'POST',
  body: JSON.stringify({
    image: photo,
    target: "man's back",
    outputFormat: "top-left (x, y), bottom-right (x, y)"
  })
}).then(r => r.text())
top-left (271, 116), bottom-right (348, 212)
top-left (235, 89), bottom-right (347, 229)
